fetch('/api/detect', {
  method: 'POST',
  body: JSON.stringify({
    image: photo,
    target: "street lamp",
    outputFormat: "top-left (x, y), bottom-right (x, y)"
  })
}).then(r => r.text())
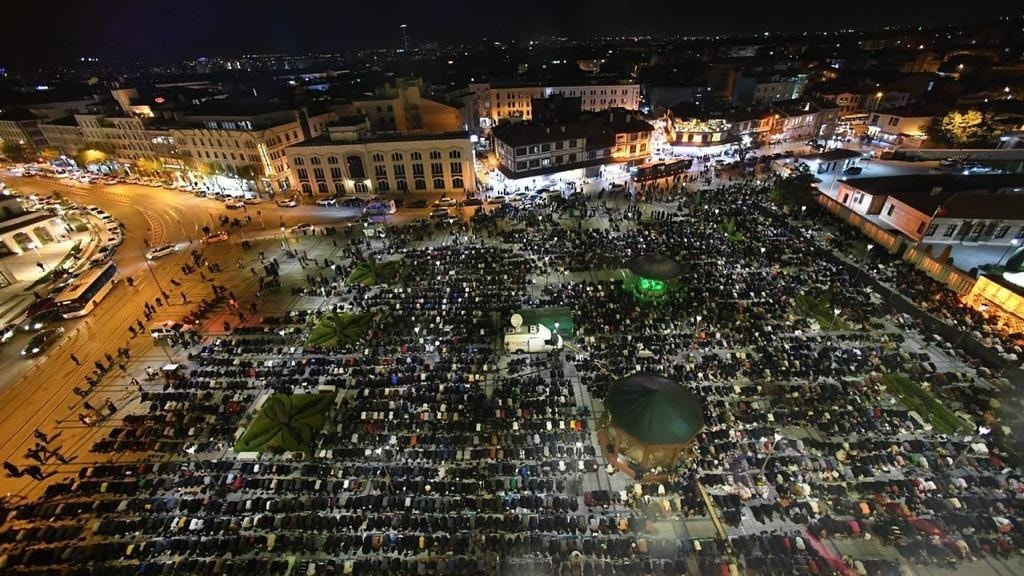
top-left (997, 238), bottom-right (1021, 268)
top-left (829, 307), bottom-right (842, 330)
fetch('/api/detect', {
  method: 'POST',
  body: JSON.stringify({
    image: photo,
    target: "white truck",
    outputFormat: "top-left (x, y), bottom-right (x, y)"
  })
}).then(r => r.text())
top-left (503, 314), bottom-right (563, 353)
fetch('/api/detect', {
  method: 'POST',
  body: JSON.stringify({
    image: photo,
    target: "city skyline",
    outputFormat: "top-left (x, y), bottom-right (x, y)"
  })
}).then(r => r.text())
top-left (2, 0), bottom-right (1022, 66)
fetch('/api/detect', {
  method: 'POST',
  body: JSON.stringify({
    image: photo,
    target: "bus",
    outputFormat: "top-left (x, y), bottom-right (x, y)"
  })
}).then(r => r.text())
top-left (54, 262), bottom-right (119, 318)
top-left (631, 158), bottom-right (693, 183)
top-left (362, 198), bottom-right (397, 216)
top-left (32, 165), bottom-right (69, 179)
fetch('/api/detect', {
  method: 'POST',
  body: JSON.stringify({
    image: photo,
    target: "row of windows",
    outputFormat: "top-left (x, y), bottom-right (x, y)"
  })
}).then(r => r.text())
top-left (926, 222), bottom-right (1024, 240)
top-left (297, 161), bottom-right (462, 181)
top-left (300, 177), bottom-right (465, 195)
top-left (293, 149), bottom-right (462, 166)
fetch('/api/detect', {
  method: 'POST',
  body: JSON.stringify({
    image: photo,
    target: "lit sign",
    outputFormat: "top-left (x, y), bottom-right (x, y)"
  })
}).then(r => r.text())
top-left (637, 277), bottom-right (666, 293)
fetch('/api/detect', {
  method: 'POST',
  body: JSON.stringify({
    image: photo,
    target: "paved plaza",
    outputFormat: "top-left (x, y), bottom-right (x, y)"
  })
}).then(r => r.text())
top-left (1, 163), bottom-right (1023, 576)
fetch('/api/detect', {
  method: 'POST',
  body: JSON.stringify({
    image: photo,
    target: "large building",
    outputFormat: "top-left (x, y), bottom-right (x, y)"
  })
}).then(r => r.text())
top-left (828, 174), bottom-right (1024, 244)
top-left (865, 106), bottom-right (934, 148)
top-left (731, 73), bottom-right (808, 107)
top-left (340, 78), bottom-right (462, 135)
top-left (768, 98), bottom-right (840, 143)
top-left (464, 80), bottom-right (642, 133)
top-left (285, 119), bottom-right (474, 197)
top-left (38, 116), bottom-right (85, 156)
top-left (0, 109), bottom-right (48, 154)
top-left (664, 105), bottom-right (772, 149)
top-left (492, 100), bottom-right (653, 180)
top-left (171, 104), bottom-right (334, 193)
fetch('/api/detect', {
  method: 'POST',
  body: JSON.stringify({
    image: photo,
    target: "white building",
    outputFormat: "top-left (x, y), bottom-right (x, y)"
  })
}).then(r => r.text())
top-left (285, 121), bottom-right (475, 197)
top-left (464, 80), bottom-right (641, 133)
top-left (172, 106), bottom-right (333, 193)
top-left (866, 107), bottom-right (934, 148)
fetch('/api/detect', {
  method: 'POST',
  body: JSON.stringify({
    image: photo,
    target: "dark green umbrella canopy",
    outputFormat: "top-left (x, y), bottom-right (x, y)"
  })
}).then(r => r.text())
top-left (607, 373), bottom-right (705, 445)
top-left (627, 254), bottom-right (682, 281)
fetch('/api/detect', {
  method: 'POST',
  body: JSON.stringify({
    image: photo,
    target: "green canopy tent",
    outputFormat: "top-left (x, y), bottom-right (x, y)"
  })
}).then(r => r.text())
top-left (624, 253), bottom-right (682, 300)
top-left (605, 373), bottom-right (705, 468)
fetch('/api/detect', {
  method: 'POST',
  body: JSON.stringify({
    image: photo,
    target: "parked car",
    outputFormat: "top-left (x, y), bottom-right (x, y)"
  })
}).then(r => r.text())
top-left (290, 223), bottom-right (315, 234)
top-left (487, 196), bottom-right (507, 205)
top-left (223, 198), bottom-right (245, 209)
top-left (145, 244), bottom-right (178, 260)
top-left (433, 197), bottom-right (458, 207)
top-left (842, 166), bottom-right (863, 175)
top-left (0, 323), bottom-right (16, 344)
top-left (276, 197), bottom-right (299, 208)
top-left (429, 208), bottom-right (451, 219)
top-left (243, 196), bottom-right (262, 205)
top-left (21, 327), bottom-right (65, 357)
top-left (408, 199), bottom-right (429, 208)
top-left (21, 309), bottom-right (63, 332)
top-left (201, 231), bottom-right (229, 244)
top-left (315, 197), bottom-right (338, 207)
top-left (462, 198), bottom-right (484, 207)
top-left (150, 321), bottom-right (192, 340)
top-left (340, 197), bottom-right (364, 208)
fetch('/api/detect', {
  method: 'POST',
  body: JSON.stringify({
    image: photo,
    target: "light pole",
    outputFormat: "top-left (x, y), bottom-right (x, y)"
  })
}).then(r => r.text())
top-left (997, 238), bottom-right (1021, 268)
top-left (829, 307), bottom-right (842, 330)
top-left (760, 433), bottom-right (784, 474)
top-left (139, 242), bottom-right (169, 299)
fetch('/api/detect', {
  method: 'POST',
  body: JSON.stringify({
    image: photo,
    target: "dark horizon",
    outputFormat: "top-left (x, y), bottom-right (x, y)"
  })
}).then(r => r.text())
top-left (1, 0), bottom-right (1022, 68)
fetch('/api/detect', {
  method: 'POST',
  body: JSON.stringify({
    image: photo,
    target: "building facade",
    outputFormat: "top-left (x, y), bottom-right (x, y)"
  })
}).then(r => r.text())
top-left (0, 110), bottom-right (47, 154)
top-left (466, 81), bottom-right (642, 133)
top-left (866, 108), bottom-right (933, 148)
top-left (172, 108), bottom-right (333, 193)
top-left (285, 127), bottom-right (475, 197)
top-left (38, 117), bottom-right (85, 156)
top-left (492, 108), bottom-right (653, 179)
top-left (347, 79), bottom-right (462, 134)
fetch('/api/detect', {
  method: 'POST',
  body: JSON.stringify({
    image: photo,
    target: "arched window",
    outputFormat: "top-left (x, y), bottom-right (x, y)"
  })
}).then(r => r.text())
top-left (301, 182), bottom-right (312, 194)
top-left (452, 177), bottom-right (464, 189)
top-left (372, 152), bottom-right (384, 162)
top-left (448, 149), bottom-right (461, 159)
top-left (411, 151), bottom-right (422, 161)
top-left (334, 181), bottom-right (345, 195)
top-left (414, 179), bottom-right (426, 190)
top-left (327, 156), bottom-right (339, 165)
top-left (377, 180), bottom-right (390, 192)
top-left (310, 157), bottom-right (322, 165)
top-left (432, 178), bottom-right (445, 190)
top-left (391, 152), bottom-right (403, 162)
top-left (345, 155), bottom-right (366, 179)
top-left (429, 150), bottom-right (442, 160)
top-left (396, 179), bottom-right (408, 191)
top-left (292, 157), bottom-right (305, 165)
top-left (317, 181), bottom-right (328, 194)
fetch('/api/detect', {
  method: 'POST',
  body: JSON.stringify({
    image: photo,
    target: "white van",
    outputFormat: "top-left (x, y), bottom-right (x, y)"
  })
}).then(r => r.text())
top-left (504, 322), bottom-right (562, 353)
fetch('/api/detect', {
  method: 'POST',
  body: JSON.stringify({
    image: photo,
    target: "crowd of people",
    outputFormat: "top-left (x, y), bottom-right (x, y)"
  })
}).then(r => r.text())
top-left (0, 162), bottom-right (1021, 575)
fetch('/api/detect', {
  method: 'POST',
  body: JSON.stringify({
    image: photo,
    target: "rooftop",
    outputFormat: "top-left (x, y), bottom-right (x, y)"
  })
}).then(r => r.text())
top-left (290, 131), bottom-right (470, 148)
top-left (493, 109), bottom-right (652, 148)
top-left (0, 108), bottom-right (43, 122)
top-left (847, 174), bottom-right (1024, 216)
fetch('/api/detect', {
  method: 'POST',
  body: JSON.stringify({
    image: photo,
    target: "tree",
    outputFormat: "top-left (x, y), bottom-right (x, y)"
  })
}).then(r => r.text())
top-left (39, 147), bottom-right (61, 162)
top-left (135, 157), bottom-right (163, 176)
top-left (770, 162), bottom-right (817, 211)
top-left (306, 311), bottom-right (374, 348)
top-left (74, 141), bottom-right (112, 167)
top-left (347, 258), bottom-right (402, 286)
top-left (234, 393), bottom-right (332, 453)
top-left (926, 109), bottom-right (995, 149)
top-left (1, 141), bottom-right (30, 162)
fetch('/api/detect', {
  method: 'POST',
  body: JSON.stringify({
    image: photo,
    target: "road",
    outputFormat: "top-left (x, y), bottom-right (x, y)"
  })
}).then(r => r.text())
top-left (0, 176), bottom-right (466, 496)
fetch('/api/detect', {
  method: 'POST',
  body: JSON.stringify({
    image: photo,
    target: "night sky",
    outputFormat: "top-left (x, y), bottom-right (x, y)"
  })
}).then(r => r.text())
top-left (2, 0), bottom-right (1021, 65)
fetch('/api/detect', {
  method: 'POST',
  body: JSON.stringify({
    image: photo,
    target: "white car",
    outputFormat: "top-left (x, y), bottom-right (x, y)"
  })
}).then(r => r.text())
top-left (223, 198), bottom-right (245, 209)
top-left (243, 196), bottom-right (262, 205)
top-left (276, 197), bottom-right (299, 208)
top-left (315, 197), bottom-right (338, 207)
top-left (290, 223), bottom-right (315, 234)
top-left (432, 197), bottom-right (458, 207)
top-left (145, 244), bottom-right (177, 260)
top-left (150, 321), bottom-right (192, 340)
top-left (487, 196), bottom-right (507, 205)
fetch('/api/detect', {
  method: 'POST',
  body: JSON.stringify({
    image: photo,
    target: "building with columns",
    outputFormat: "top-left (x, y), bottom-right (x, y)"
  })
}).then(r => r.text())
top-left (285, 119), bottom-right (475, 196)
top-left (0, 197), bottom-right (67, 257)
